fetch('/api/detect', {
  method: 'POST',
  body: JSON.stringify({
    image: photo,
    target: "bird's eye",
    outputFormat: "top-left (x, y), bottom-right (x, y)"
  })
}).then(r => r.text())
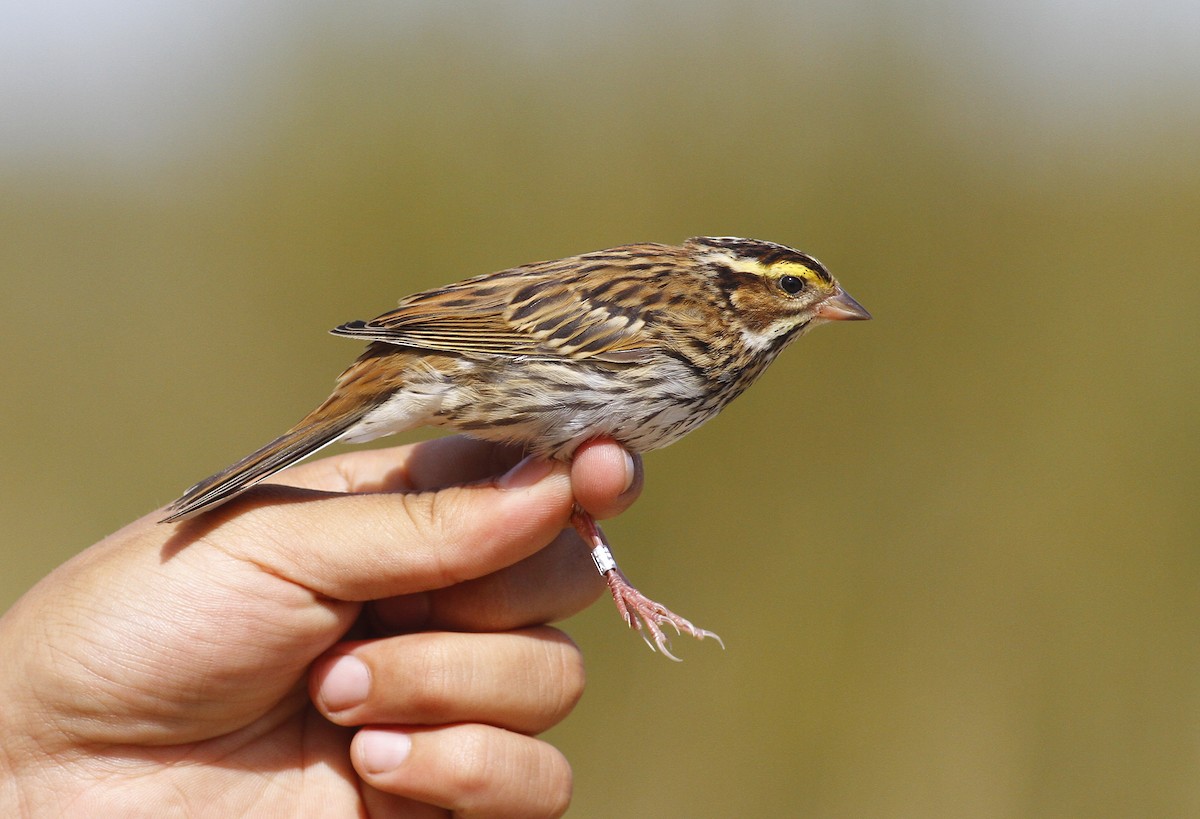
top-left (779, 274), bottom-right (806, 295)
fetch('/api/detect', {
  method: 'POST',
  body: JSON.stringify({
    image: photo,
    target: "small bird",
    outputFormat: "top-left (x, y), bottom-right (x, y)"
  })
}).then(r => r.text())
top-left (163, 236), bottom-right (869, 659)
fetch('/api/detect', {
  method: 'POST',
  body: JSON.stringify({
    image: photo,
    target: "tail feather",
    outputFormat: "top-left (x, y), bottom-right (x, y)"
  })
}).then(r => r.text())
top-left (160, 411), bottom-right (367, 523)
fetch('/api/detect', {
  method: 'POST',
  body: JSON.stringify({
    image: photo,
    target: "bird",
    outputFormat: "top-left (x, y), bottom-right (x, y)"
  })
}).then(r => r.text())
top-left (162, 236), bottom-right (870, 659)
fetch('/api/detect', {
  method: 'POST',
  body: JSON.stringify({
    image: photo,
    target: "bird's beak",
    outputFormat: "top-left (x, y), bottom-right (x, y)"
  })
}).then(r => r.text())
top-left (817, 290), bottom-right (872, 321)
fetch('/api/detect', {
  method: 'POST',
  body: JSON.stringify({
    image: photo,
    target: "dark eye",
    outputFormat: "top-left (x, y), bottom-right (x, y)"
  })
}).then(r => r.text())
top-left (779, 274), bottom-right (805, 295)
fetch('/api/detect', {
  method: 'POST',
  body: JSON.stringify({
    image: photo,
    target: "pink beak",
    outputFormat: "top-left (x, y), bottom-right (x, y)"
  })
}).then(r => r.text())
top-left (816, 290), bottom-right (872, 321)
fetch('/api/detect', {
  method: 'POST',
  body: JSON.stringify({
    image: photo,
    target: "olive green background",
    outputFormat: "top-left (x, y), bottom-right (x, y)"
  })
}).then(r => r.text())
top-left (2, 4), bottom-right (1197, 816)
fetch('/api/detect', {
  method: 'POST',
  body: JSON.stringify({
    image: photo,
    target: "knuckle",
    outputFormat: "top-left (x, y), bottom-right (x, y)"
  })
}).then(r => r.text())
top-left (393, 492), bottom-right (461, 587)
top-left (450, 728), bottom-right (573, 819)
top-left (400, 637), bottom-right (458, 717)
top-left (540, 632), bottom-right (586, 720)
top-left (447, 725), bottom-right (496, 796)
top-left (394, 491), bottom-right (441, 543)
top-left (555, 643), bottom-right (587, 715)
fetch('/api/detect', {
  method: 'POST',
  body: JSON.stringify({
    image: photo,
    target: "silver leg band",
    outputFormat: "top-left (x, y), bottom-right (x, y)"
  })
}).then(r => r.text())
top-left (590, 544), bottom-right (617, 575)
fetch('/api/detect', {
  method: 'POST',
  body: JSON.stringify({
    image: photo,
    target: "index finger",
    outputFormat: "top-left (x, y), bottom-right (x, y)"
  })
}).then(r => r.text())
top-left (272, 436), bottom-right (528, 495)
top-left (162, 454), bottom-right (576, 602)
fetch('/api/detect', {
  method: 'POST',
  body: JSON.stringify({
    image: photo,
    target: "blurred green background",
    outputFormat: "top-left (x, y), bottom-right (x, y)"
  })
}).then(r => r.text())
top-left (2, 2), bottom-right (1197, 816)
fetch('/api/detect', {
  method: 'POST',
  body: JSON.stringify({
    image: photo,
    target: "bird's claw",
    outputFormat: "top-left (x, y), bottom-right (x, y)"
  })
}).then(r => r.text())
top-left (605, 571), bottom-right (722, 661)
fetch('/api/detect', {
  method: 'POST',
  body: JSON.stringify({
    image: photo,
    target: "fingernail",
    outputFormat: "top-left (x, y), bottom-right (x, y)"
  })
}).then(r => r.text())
top-left (620, 450), bottom-right (636, 494)
top-left (498, 454), bottom-right (554, 489)
top-left (359, 730), bottom-right (413, 773)
top-left (320, 654), bottom-right (370, 712)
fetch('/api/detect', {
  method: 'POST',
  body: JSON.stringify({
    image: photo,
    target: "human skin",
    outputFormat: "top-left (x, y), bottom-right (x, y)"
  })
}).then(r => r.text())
top-left (0, 436), bottom-right (642, 818)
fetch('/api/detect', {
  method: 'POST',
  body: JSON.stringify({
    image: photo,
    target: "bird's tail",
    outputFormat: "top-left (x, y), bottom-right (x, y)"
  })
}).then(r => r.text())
top-left (159, 404), bottom-right (373, 524)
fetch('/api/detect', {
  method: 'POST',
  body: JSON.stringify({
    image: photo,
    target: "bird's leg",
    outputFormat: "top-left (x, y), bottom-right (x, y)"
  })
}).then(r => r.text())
top-left (570, 505), bottom-right (723, 661)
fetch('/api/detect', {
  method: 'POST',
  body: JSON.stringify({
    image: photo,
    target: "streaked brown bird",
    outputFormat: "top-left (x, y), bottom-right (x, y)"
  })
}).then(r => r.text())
top-left (163, 236), bottom-right (870, 658)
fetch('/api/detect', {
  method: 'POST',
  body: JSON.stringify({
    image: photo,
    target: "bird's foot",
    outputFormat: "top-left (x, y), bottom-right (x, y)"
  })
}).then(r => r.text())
top-left (571, 504), bottom-right (722, 660)
top-left (604, 569), bottom-right (724, 662)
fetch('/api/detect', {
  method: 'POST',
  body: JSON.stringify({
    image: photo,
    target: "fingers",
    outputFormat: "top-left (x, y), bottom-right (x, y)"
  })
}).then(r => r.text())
top-left (354, 726), bottom-right (571, 819)
top-left (282, 436), bottom-right (527, 495)
top-left (569, 437), bottom-right (643, 520)
top-left (311, 628), bottom-right (584, 733)
top-left (163, 436), bottom-right (642, 605)
top-left (168, 455), bottom-right (577, 602)
top-left (311, 627), bottom-right (581, 818)
top-left (368, 529), bottom-right (605, 634)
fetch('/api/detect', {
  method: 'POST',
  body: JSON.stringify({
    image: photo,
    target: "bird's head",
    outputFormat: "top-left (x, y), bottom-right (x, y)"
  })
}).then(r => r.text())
top-left (685, 236), bottom-right (871, 351)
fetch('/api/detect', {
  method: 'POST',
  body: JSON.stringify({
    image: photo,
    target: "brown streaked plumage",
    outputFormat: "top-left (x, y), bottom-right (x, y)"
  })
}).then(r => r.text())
top-left (162, 236), bottom-right (870, 659)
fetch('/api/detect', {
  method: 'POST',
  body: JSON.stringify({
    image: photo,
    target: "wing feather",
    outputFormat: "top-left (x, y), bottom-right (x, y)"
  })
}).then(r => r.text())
top-left (331, 246), bottom-right (683, 365)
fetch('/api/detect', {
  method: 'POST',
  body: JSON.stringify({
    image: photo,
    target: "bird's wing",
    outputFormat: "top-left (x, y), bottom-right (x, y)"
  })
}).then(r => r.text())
top-left (331, 256), bottom-right (675, 364)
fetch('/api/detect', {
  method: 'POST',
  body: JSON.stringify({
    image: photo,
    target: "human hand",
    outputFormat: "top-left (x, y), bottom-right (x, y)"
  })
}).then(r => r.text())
top-left (0, 435), bottom-right (642, 818)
